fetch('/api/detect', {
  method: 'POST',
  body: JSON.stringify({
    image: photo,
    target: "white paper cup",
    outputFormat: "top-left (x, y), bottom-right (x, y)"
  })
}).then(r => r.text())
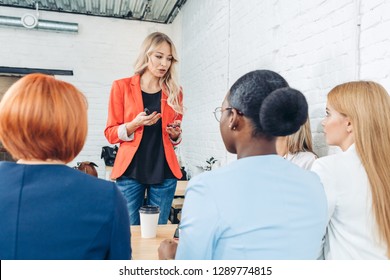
top-left (139, 205), bottom-right (160, 238)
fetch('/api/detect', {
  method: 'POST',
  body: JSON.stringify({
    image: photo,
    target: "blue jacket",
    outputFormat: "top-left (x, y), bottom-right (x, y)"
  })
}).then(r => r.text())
top-left (0, 162), bottom-right (131, 260)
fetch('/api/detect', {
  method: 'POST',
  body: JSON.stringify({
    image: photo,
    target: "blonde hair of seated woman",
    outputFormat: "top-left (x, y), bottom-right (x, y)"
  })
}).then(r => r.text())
top-left (276, 119), bottom-right (317, 169)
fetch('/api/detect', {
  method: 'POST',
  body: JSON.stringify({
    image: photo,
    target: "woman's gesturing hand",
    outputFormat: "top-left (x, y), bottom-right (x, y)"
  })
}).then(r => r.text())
top-left (166, 120), bottom-right (182, 141)
top-left (133, 111), bottom-right (162, 127)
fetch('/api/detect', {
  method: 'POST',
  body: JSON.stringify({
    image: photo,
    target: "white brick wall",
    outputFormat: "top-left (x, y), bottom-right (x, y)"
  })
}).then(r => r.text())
top-left (178, 0), bottom-right (390, 175)
top-left (177, 0), bottom-right (231, 177)
top-left (0, 6), bottom-right (175, 177)
top-left (360, 0), bottom-right (390, 88)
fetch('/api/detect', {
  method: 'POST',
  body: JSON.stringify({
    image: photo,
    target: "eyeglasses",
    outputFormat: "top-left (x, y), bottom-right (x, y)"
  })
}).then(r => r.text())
top-left (213, 107), bottom-right (244, 122)
top-left (213, 107), bottom-right (232, 122)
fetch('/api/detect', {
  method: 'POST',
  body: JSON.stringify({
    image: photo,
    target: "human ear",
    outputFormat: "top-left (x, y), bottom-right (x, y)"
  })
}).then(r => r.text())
top-left (346, 118), bottom-right (353, 133)
top-left (228, 109), bottom-right (241, 131)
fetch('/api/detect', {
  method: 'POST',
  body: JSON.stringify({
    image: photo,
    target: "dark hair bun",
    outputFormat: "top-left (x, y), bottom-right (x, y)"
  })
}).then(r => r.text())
top-left (259, 88), bottom-right (308, 136)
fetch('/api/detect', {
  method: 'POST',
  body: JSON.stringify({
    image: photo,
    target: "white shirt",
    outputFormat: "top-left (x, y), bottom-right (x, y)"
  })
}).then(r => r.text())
top-left (311, 144), bottom-right (387, 259)
top-left (285, 151), bottom-right (317, 170)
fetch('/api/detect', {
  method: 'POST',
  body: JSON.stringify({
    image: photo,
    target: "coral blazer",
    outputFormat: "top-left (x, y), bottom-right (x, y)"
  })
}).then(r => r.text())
top-left (104, 75), bottom-right (183, 180)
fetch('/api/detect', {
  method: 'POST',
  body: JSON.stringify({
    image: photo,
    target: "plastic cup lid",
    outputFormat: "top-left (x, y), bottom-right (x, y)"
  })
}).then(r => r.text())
top-left (139, 205), bottom-right (160, 214)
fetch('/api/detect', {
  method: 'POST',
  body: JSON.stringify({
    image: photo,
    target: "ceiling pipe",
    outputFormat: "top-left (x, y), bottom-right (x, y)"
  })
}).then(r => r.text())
top-left (0, 15), bottom-right (78, 33)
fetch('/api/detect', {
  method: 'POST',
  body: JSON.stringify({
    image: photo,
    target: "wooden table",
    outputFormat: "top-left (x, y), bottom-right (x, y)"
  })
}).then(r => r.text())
top-left (130, 224), bottom-right (178, 260)
top-left (175, 180), bottom-right (188, 197)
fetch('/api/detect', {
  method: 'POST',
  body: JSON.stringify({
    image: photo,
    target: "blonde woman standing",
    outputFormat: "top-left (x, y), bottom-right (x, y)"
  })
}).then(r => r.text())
top-left (276, 119), bottom-right (317, 170)
top-left (312, 81), bottom-right (390, 259)
top-left (105, 32), bottom-right (184, 225)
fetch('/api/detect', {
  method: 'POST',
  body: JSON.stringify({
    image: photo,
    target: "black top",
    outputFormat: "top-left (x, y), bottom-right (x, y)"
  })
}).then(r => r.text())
top-left (124, 90), bottom-right (175, 184)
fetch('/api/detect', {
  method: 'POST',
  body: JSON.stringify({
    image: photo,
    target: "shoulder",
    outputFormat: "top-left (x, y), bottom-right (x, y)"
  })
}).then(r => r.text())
top-left (289, 151), bottom-right (317, 169)
top-left (66, 169), bottom-right (126, 214)
top-left (283, 159), bottom-right (322, 185)
top-left (311, 153), bottom-right (345, 185)
top-left (312, 148), bottom-right (360, 171)
top-left (300, 151), bottom-right (317, 160)
top-left (186, 165), bottom-right (230, 193)
top-left (80, 172), bottom-right (117, 192)
top-left (186, 171), bottom-right (211, 191)
top-left (312, 147), bottom-right (363, 180)
top-left (113, 75), bottom-right (139, 87)
top-left (63, 167), bottom-right (117, 195)
top-left (0, 161), bottom-right (17, 170)
top-left (0, 162), bottom-right (21, 183)
top-left (312, 153), bottom-right (339, 168)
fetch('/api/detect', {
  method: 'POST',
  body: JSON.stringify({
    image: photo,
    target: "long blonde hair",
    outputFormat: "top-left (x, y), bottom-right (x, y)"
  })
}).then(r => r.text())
top-left (134, 32), bottom-right (183, 114)
top-left (286, 118), bottom-right (316, 155)
top-left (328, 81), bottom-right (390, 257)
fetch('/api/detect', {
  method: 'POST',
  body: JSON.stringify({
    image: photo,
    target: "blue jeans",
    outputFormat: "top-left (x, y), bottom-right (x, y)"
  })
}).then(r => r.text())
top-left (116, 177), bottom-right (177, 225)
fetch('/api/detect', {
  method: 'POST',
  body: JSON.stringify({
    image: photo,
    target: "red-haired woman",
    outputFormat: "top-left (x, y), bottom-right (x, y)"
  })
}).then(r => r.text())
top-left (0, 74), bottom-right (131, 260)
